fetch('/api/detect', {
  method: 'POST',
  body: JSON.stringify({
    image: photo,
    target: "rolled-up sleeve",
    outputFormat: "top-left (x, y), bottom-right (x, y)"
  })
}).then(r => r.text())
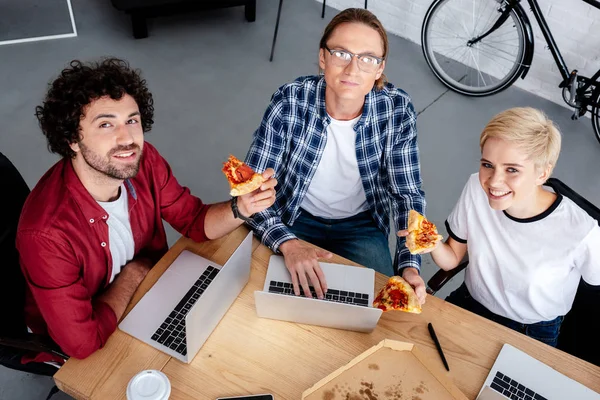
top-left (17, 231), bottom-right (117, 359)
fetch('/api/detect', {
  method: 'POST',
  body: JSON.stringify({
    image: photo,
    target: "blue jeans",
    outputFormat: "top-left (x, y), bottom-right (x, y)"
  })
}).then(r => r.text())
top-left (446, 283), bottom-right (563, 347)
top-left (288, 209), bottom-right (394, 276)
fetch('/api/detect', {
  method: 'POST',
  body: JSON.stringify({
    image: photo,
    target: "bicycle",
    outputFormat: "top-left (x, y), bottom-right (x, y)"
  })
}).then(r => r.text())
top-left (420, 0), bottom-right (600, 144)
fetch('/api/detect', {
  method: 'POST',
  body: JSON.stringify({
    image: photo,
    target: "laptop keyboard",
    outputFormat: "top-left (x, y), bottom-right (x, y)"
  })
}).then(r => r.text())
top-left (267, 280), bottom-right (370, 307)
top-left (150, 266), bottom-right (219, 356)
top-left (490, 371), bottom-right (548, 400)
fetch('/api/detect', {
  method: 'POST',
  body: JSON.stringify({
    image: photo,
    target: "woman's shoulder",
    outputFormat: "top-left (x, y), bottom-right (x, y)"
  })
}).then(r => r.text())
top-left (554, 195), bottom-right (598, 232)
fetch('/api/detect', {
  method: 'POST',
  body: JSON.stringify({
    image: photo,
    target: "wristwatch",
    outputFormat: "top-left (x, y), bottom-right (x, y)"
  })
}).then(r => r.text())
top-left (230, 196), bottom-right (253, 222)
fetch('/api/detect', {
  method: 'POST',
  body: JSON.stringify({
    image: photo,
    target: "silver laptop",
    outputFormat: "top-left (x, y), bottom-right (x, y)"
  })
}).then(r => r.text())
top-left (476, 343), bottom-right (600, 400)
top-left (119, 232), bottom-right (253, 363)
top-left (254, 255), bottom-right (383, 332)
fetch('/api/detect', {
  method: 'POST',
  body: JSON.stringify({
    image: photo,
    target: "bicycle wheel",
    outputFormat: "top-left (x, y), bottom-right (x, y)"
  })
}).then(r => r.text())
top-left (422, 0), bottom-right (527, 96)
top-left (592, 90), bottom-right (600, 145)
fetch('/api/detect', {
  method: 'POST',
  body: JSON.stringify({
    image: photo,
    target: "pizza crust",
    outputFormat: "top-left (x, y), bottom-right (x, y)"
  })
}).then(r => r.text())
top-left (229, 173), bottom-right (265, 196)
top-left (407, 209), bottom-right (424, 232)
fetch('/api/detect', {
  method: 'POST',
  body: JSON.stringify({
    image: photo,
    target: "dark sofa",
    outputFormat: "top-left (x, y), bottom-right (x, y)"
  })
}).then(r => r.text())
top-left (111, 0), bottom-right (256, 38)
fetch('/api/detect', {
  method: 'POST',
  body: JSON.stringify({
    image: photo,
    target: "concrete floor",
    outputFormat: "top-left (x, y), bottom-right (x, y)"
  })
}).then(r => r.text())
top-left (1, 0), bottom-right (599, 398)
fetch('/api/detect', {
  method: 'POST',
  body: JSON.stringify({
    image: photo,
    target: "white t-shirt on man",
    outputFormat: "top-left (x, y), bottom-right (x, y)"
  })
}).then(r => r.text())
top-left (97, 184), bottom-right (135, 284)
top-left (301, 115), bottom-right (369, 218)
top-left (446, 173), bottom-right (600, 324)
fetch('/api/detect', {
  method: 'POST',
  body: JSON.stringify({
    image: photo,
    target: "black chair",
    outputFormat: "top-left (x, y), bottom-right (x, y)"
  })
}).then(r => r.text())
top-left (0, 153), bottom-right (68, 399)
top-left (426, 177), bottom-right (600, 366)
top-left (269, 0), bottom-right (369, 62)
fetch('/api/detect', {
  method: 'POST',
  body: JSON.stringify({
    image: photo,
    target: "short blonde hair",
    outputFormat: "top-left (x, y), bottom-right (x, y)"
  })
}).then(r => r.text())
top-left (480, 107), bottom-right (561, 175)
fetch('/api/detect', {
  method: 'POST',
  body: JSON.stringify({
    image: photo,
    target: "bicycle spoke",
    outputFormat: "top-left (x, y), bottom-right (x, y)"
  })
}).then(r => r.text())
top-left (423, 0), bottom-right (525, 94)
top-left (477, 3), bottom-right (501, 35)
top-left (478, 42), bottom-right (519, 59)
top-left (468, 48), bottom-right (487, 86)
top-left (435, 43), bottom-right (470, 63)
top-left (474, 46), bottom-right (518, 64)
top-left (483, 37), bottom-right (520, 45)
top-left (484, 29), bottom-right (519, 40)
top-left (436, 17), bottom-right (470, 40)
top-left (429, 25), bottom-right (469, 40)
top-left (474, 49), bottom-right (514, 79)
top-left (473, 0), bottom-right (493, 36)
top-left (445, 5), bottom-right (472, 38)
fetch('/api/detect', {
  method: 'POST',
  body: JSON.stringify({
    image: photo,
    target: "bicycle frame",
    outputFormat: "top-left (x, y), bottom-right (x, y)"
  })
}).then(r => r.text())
top-left (524, 0), bottom-right (600, 90)
top-left (471, 0), bottom-right (600, 105)
top-left (525, 0), bottom-right (569, 81)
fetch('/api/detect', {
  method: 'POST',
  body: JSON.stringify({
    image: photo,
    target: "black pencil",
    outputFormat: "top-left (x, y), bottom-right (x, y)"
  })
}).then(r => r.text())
top-left (428, 322), bottom-right (450, 371)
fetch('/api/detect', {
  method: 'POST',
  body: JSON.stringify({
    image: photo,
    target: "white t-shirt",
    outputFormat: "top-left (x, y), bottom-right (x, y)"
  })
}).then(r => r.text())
top-left (447, 173), bottom-right (600, 324)
top-left (300, 115), bottom-right (369, 218)
top-left (97, 185), bottom-right (135, 284)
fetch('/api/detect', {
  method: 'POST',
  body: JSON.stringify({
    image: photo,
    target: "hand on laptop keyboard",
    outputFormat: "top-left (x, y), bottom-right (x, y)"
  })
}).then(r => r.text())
top-left (279, 239), bottom-right (332, 299)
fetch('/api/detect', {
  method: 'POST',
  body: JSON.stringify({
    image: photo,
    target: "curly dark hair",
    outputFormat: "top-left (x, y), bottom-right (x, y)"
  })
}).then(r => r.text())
top-left (35, 58), bottom-right (154, 158)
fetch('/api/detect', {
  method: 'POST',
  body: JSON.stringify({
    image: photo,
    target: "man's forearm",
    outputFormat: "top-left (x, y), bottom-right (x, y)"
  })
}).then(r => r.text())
top-left (203, 201), bottom-right (244, 240)
top-left (97, 258), bottom-right (151, 320)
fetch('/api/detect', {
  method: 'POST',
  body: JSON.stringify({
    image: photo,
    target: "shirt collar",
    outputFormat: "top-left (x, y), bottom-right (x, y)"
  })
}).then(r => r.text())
top-left (63, 159), bottom-right (137, 225)
top-left (316, 76), bottom-right (374, 129)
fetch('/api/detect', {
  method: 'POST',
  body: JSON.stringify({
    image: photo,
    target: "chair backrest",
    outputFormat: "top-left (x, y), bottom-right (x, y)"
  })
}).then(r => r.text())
top-left (0, 153), bottom-right (30, 337)
top-left (545, 178), bottom-right (600, 221)
top-left (545, 178), bottom-right (600, 366)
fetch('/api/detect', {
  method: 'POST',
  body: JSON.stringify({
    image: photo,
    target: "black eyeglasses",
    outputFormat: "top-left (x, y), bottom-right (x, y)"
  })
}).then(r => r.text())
top-left (323, 45), bottom-right (384, 73)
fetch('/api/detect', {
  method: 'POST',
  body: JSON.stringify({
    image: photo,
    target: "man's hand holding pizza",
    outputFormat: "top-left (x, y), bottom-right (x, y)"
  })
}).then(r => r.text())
top-left (235, 168), bottom-right (278, 217)
top-left (222, 155), bottom-right (277, 218)
top-left (400, 267), bottom-right (427, 305)
top-left (395, 210), bottom-right (445, 305)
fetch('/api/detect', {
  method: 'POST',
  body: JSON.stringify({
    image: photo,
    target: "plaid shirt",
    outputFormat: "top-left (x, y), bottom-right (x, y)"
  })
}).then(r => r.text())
top-left (245, 76), bottom-right (426, 273)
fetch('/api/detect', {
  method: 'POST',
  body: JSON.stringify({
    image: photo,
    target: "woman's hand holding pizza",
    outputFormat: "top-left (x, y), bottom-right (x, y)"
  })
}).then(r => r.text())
top-left (397, 210), bottom-right (443, 256)
top-left (397, 229), bottom-right (441, 255)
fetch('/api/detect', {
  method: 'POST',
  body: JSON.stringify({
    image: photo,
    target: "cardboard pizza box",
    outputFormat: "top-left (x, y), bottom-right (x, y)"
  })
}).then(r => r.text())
top-left (301, 339), bottom-right (468, 400)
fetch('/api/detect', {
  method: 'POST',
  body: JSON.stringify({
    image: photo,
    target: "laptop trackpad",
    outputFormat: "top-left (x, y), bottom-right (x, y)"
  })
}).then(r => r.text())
top-left (477, 386), bottom-right (508, 400)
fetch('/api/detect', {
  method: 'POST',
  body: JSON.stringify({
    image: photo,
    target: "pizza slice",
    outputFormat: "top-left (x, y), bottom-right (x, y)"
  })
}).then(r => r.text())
top-left (373, 276), bottom-right (422, 314)
top-left (406, 210), bottom-right (443, 255)
top-left (222, 155), bottom-right (265, 197)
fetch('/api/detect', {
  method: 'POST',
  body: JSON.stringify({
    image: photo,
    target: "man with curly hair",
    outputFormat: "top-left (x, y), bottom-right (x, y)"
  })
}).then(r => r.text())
top-left (16, 58), bottom-right (277, 362)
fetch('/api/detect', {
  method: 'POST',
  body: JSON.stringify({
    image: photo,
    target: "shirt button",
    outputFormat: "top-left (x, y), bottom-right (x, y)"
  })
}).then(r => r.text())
top-left (89, 218), bottom-right (94, 223)
top-left (102, 215), bottom-right (108, 219)
top-left (101, 242), bottom-right (106, 247)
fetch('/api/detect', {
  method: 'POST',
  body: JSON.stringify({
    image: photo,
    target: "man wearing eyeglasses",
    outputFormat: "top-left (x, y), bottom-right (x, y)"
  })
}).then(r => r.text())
top-left (244, 8), bottom-right (427, 305)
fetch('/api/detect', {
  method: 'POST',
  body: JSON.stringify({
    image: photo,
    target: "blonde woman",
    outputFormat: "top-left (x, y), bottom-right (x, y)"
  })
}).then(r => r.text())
top-left (419, 107), bottom-right (600, 346)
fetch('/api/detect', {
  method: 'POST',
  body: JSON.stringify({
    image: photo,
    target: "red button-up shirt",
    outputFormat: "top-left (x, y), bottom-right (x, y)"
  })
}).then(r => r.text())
top-left (16, 142), bottom-right (210, 360)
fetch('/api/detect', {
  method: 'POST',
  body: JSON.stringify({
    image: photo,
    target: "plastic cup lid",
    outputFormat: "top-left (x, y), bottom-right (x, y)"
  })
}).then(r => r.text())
top-left (126, 370), bottom-right (171, 400)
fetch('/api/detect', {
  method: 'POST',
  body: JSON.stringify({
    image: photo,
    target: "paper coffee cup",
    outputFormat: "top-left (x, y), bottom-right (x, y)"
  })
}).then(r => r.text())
top-left (126, 370), bottom-right (171, 400)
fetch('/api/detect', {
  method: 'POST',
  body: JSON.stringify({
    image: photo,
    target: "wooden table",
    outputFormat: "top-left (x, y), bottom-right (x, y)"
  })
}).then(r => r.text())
top-left (54, 227), bottom-right (600, 399)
